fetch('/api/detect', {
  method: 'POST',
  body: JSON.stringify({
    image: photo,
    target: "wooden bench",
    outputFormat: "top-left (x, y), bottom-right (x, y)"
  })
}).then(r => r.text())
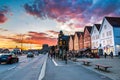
top-left (81, 60), bottom-right (91, 66)
top-left (95, 64), bottom-right (112, 71)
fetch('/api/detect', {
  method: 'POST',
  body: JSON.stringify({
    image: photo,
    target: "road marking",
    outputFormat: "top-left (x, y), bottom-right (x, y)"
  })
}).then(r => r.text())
top-left (38, 54), bottom-right (48, 80)
top-left (52, 59), bottom-right (58, 66)
top-left (7, 66), bottom-right (16, 70)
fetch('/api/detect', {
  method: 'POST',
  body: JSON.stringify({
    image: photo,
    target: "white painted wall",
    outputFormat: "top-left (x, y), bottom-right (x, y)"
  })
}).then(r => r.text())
top-left (100, 19), bottom-right (115, 55)
top-left (91, 25), bottom-right (100, 49)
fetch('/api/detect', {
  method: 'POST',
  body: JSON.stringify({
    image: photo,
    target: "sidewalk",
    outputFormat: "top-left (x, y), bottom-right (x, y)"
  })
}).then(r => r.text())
top-left (76, 56), bottom-right (120, 80)
top-left (42, 58), bottom-right (112, 80)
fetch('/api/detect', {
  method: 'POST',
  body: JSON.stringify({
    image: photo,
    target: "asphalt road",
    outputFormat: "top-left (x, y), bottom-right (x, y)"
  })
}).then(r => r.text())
top-left (43, 58), bottom-right (113, 80)
top-left (0, 54), bottom-right (46, 80)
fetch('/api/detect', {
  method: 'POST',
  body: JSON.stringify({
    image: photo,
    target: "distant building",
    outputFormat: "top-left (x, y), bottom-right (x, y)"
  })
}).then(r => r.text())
top-left (0, 48), bottom-right (10, 53)
top-left (42, 44), bottom-right (49, 53)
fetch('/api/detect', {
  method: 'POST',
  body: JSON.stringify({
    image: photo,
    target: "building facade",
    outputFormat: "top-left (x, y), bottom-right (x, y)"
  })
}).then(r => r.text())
top-left (84, 26), bottom-right (92, 49)
top-left (74, 32), bottom-right (81, 52)
top-left (69, 35), bottom-right (74, 51)
top-left (79, 32), bottom-right (84, 50)
top-left (91, 24), bottom-right (101, 54)
top-left (100, 17), bottom-right (120, 55)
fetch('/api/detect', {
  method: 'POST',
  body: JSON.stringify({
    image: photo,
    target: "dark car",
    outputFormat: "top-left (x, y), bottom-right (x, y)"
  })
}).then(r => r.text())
top-left (0, 54), bottom-right (19, 64)
top-left (27, 52), bottom-right (34, 58)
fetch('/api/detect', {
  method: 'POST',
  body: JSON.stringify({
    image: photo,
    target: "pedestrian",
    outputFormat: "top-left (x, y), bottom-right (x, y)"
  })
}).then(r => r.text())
top-left (118, 52), bottom-right (120, 59)
top-left (104, 52), bottom-right (107, 58)
top-left (64, 53), bottom-right (68, 64)
top-left (110, 51), bottom-right (113, 59)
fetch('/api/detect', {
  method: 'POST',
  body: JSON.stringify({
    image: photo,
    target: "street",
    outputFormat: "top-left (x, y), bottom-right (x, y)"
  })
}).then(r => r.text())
top-left (0, 55), bottom-right (116, 80)
top-left (43, 58), bottom-right (112, 80)
top-left (0, 54), bottom-right (46, 80)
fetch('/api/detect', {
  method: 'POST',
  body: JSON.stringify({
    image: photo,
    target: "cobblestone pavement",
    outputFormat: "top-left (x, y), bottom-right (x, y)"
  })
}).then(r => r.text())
top-left (76, 56), bottom-right (120, 80)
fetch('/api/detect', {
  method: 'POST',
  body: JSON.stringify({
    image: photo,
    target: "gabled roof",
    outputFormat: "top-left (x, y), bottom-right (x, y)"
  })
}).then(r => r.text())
top-left (80, 32), bottom-right (84, 37)
top-left (91, 24), bottom-right (101, 35)
top-left (71, 35), bottom-right (74, 39)
top-left (69, 35), bottom-right (74, 40)
top-left (105, 17), bottom-right (120, 27)
top-left (75, 32), bottom-right (81, 37)
top-left (75, 32), bottom-right (83, 38)
top-left (84, 26), bottom-right (92, 34)
top-left (95, 24), bottom-right (101, 31)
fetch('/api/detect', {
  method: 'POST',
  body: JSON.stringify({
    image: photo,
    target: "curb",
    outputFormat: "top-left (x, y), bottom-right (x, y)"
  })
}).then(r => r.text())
top-left (38, 54), bottom-right (48, 80)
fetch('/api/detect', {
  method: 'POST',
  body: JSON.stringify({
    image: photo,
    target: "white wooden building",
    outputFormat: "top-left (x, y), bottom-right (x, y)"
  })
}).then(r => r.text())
top-left (99, 17), bottom-right (120, 55)
top-left (91, 24), bottom-right (101, 54)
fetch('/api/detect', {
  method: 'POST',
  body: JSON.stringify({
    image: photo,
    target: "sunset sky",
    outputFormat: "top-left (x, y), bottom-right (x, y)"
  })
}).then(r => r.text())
top-left (0, 0), bottom-right (120, 50)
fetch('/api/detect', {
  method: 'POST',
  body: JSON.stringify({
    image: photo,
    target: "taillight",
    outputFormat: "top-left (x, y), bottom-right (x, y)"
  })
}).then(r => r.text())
top-left (8, 56), bottom-right (12, 59)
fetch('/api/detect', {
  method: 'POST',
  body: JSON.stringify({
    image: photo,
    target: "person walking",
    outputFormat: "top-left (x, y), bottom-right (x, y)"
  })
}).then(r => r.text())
top-left (104, 52), bottom-right (107, 58)
top-left (64, 53), bottom-right (68, 64)
top-left (110, 51), bottom-right (113, 59)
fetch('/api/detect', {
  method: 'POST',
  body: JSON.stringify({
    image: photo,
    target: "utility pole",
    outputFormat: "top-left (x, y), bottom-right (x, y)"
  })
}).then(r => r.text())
top-left (20, 34), bottom-right (24, 52)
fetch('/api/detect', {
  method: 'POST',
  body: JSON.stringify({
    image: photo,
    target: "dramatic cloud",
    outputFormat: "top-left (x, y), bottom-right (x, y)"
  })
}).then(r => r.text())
top-left (0, 31), bottom-right (57, 46)
top-left (46, 30), bottom-right (59, 38)
top-left (0, 6), bottom-right (8, 23)
top-left (24, 0), bottom-right (120, 31)
top-left (26, 31), bottom-right (57, 45)
top-left (82, 0), bottom-right (120, 24)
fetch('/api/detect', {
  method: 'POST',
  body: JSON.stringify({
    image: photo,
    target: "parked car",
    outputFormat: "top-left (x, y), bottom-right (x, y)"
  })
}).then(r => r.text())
top-left (27, 52), bottom-right (34, 58)
top-left (0, 54), bottom-right (19, 64)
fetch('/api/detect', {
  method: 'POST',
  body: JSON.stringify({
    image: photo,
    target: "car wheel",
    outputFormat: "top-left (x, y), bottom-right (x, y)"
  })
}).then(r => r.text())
top-left (9, 60), bottom-right (13, 64)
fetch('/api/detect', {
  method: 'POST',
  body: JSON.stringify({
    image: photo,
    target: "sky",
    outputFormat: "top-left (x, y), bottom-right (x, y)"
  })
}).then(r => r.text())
top-left (0, 0), bottom-right (120, 50)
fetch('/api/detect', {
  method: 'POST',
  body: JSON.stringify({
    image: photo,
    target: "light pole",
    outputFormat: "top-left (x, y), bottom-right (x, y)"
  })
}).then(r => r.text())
top-left (20, 34), bottom-right (25, 53)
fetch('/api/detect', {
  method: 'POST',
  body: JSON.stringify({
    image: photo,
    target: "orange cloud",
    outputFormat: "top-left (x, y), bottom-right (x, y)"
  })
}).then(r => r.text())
top-left (0, 30), bottom-right (57, 50)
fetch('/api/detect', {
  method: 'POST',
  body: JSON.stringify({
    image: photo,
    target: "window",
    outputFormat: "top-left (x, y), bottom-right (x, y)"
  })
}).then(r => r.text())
top-left (96, 42), bottom-right (98, 46)
top-left (102, 33), bottom-right (105, 37)
top-left (109, 31), bottom-right (112, 36)
top-left (94, 29), bottom-right (96, 33)
top-left (103, 40), bottom-right (105, 45)
top-left (110, 39), bottom-right (112, 44)
top-left (106, 32), bottom-right (108, 36)
top-left (104, 25), bottom-right (107, 29)
top-left (97, 35), bottom-right (99, 39)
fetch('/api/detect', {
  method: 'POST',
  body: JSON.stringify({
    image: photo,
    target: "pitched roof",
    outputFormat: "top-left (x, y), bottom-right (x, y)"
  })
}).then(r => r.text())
top-left (75, 32), bottom-right (83, 38)
top-left (70, 35), bottom-right (74, 39)
top-left (105, 17), bottom-right (120, 26)
top-left (80, 32), bottom-right (84, 36)
top-left (94, 24), bottom-right (101, 31)
top-left (84, 26), bottom-right (92, 33)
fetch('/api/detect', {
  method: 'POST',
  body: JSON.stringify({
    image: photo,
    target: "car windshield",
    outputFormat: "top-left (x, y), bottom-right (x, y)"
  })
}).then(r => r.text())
top-left (28, 52), bottom-right (33, 54)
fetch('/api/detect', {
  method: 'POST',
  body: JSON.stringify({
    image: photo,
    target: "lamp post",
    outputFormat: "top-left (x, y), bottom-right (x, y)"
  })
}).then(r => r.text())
top-left (20, 34), bottom-right (25, 53)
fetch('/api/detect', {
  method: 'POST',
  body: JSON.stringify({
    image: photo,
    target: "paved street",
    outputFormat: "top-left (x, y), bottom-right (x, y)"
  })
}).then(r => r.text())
top-left (43, 58), bottom-right (112, 80)
top-left (76, 56), bottom-right (120, 80)
top-left (0, 54), bottom-right (46, 80)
